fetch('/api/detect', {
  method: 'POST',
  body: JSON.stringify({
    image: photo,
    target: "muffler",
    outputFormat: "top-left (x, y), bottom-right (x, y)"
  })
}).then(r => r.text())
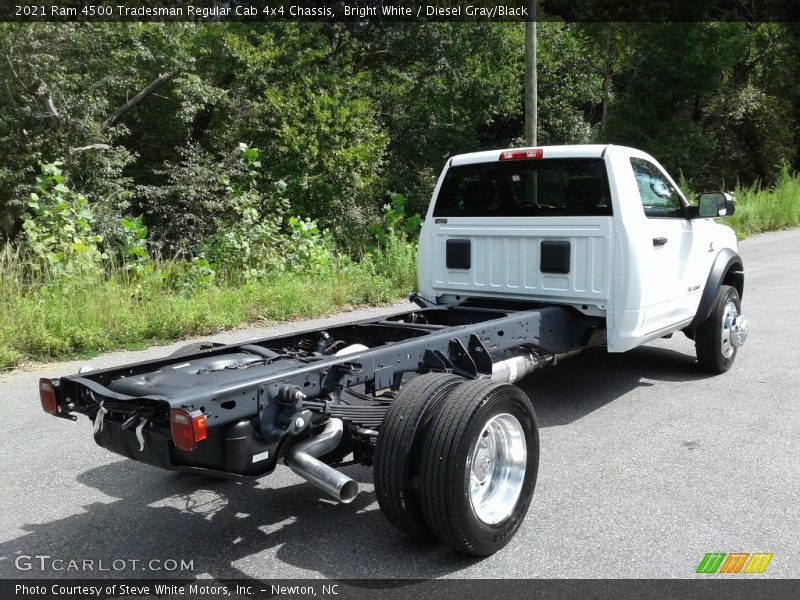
top-left (285, 418), bottom-right (359, 504)
top-left (491, 348), bottom-right (540, 383)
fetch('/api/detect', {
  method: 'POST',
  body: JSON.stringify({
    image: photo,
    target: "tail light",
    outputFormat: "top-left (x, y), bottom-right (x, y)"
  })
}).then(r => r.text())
top-left (170, 408), bottom-right (207, 453)
top-left (39, 378), bottom-right (58, 415)
top-left (500, 148), bottom-right (543, 160)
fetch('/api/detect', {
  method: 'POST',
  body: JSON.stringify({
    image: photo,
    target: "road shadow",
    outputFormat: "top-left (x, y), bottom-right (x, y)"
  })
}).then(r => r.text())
top-left (518, 344), bottom-right (713, 427)
top-left (0, 459), bottom-right (477, 582)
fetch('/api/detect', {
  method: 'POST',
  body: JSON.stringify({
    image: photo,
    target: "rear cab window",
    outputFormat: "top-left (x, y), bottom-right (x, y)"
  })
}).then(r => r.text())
top-left (433, 158), bottom-right (612, 217)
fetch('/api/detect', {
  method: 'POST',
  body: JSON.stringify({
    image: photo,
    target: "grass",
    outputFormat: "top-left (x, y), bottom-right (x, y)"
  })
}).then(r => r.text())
top-left (0, 237), bottom-right (417, 370)
top-left (723, 168), bottom-right (800, 239)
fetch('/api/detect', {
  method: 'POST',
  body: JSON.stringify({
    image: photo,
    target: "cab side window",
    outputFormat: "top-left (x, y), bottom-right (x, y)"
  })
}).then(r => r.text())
top-left (630, 158), bottom-right (685, 218)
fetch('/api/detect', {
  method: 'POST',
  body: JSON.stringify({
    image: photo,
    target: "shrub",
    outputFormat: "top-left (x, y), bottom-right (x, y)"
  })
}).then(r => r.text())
top-left (368, 193), bottom-right (422, 247)
top-left (138, 142), bottom-right (252, 252)
top-left (20, 162), bottom-right (106, 280)
top-left (119, 215), bottom-right (150, 277)
top-left (284, 216), bottom-right (333, 273)
top-left (724, 165), bottom-right (800, 238)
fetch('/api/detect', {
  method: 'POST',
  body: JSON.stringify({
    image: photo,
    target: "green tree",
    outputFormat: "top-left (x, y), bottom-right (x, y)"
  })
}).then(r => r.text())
top-left (605, 23), bottom-right (743, 182)
top-left (0, 23), bottom-right (194, 241)
top-left (703, 23), bottom-right (797, 186)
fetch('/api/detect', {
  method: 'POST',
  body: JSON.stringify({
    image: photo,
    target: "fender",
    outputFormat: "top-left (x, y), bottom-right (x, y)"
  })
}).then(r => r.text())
top-left (689, 248), bottom-right (744, 329)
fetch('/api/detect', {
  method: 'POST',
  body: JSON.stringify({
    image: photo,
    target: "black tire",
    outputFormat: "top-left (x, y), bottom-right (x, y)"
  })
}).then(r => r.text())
top-left (374, 373), bottom-right (465, 539)
top-left (695, 284), bottom-right (741, 374)
top-left (418, 380), bottom-right (539, 556)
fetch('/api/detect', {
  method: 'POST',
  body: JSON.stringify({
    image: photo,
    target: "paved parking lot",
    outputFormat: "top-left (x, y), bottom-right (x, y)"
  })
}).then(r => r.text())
top-left (1, 228), bottom-right (798, 580)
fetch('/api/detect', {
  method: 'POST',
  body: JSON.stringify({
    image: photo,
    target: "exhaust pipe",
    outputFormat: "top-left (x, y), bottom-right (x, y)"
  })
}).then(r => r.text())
top-left (491, 347), bottom-right (585, 383)
top-left (285, 418), bottom-right (359, 504)
top-left (491, 348), bottom-right (540, 383)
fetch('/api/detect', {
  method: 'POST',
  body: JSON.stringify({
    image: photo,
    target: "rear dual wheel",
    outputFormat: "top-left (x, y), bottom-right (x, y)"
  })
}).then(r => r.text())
top-left (375, 375), bottom-right (539, 556)
top-left (374, 373), bottom-right (464, 539)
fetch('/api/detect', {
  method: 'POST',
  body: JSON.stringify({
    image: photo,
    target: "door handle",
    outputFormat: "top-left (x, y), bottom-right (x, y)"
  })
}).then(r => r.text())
top-left (653, 237), bottom-right (668, 246)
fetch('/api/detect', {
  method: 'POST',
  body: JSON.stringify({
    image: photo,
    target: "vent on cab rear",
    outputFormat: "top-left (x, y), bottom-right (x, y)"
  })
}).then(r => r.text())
top-left (540, 240), bottom-right (570, 274)
top-left (446, 239), bottom-right (471, 270)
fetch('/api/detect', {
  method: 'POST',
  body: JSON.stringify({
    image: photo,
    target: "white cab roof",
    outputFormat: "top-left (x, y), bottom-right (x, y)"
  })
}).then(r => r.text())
top-left (449, 144), bottom-right (612, 166)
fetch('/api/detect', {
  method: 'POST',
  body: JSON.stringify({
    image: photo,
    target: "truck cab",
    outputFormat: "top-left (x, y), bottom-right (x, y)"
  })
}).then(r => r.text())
top-left (417, 144), bottom-right (743, 353)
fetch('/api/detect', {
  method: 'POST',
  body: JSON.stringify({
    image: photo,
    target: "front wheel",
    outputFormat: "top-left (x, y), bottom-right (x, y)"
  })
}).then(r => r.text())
top-left (695, 284), bottom-right (744, 374)
top-left (417, 380), bottom-right (539, 556)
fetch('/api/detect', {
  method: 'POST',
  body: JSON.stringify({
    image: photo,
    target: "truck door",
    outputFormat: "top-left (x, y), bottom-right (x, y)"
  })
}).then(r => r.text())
top-left (630, 157), bottom-right (700, 334)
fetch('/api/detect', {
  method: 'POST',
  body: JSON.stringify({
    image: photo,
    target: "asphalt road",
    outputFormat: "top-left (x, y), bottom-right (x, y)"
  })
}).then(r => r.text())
top-left (1, 228), bottom-right (798, 581)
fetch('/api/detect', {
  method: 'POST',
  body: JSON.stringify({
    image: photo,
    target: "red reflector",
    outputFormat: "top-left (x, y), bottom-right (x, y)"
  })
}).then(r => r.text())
top-left (39, 378), bottom-right (58, 415)
top-left (499, 148), bottom-right (543, 160)
top-left (170, 409), bottom-right (206, 452)
top-left (193, 414), bottom-right (207, 443)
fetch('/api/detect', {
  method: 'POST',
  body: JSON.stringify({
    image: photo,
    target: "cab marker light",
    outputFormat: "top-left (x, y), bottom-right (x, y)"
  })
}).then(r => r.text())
top-left (500, 148), bottom-right (543, 160)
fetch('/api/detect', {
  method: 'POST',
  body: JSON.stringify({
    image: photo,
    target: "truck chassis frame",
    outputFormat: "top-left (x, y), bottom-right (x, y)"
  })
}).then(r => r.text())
top-left (48, 298), bottom-right (604, 481)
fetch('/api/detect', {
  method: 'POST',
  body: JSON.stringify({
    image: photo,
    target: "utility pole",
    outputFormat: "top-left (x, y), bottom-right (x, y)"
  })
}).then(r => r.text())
top-left (524, 1), bottom-right (537, 146)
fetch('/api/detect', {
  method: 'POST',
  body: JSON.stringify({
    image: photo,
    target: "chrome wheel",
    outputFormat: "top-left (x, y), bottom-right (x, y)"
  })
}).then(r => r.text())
top-left (468, 413), bottom-right (527, 525)
top-left (417, 380), bottom-right (539, 555)
top-left (720, 300), bottom-right (739, 359)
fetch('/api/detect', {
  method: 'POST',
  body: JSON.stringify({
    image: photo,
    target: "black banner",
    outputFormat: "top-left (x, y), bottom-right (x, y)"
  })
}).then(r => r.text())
top-left (2, 579), bottom-right (800, 600)
top-left (3, 0), bottom-right (800, 23)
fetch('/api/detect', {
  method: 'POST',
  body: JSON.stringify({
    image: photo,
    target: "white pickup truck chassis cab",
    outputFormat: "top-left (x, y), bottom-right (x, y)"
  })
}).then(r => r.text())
top-left (418, 144), bottom-right (748, 364)
top-left (41, 145), bottom-right (748, 557)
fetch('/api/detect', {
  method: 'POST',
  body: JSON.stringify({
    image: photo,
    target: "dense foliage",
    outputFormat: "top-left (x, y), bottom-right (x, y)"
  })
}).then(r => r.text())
top-left (3, 22), bottom-right (800, 246)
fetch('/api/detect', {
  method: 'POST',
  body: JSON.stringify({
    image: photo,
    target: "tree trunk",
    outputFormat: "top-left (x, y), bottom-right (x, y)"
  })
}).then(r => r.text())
top-left (102, 70), bottom-right (176, 131)
top-left (524, 13), bottom-right (538, 146)
top-left (0, 72), bottom-right (18, 112)
top-left (31, 78), bottom-right (61, 130)
top-left (600, 35), bottom-right (611, 142)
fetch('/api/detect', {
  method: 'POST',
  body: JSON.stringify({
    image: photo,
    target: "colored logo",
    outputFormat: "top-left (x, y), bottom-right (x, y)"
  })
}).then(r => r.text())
top-left (696, 552), bottom-right (773, 574)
